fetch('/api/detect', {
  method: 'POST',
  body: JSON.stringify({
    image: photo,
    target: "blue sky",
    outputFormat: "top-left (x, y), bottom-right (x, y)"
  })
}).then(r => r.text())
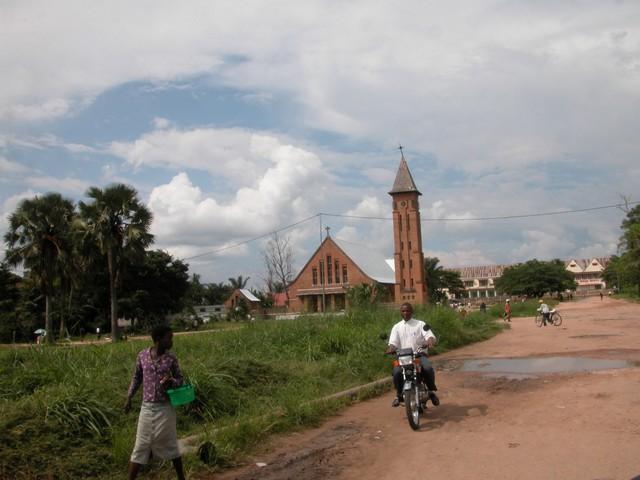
top-left (1, 1), bottom-right (639, 287)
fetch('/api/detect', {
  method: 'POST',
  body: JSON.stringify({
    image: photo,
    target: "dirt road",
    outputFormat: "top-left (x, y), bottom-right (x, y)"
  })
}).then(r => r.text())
top-left (209, 297), bottom-right (640, 480)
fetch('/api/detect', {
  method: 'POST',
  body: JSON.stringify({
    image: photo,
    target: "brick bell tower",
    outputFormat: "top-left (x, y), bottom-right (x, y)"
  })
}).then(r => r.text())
top-left (389, 148), bottom-right (427, 304)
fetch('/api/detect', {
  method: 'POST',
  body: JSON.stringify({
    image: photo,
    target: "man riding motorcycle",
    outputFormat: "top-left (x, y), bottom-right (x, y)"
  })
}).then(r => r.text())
top-left (385, 302), bottom-right (440, 407)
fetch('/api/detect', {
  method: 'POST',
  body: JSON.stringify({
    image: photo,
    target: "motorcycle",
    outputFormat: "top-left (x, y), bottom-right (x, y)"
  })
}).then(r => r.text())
top-left (391, 347), bottom-right (433, 430)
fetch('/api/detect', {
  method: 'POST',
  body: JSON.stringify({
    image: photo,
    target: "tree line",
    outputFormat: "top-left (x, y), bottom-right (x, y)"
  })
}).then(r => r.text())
top-left (0, 185), bottom-right (265, 344)
top-left (603, 203), bottom-right (640, 295)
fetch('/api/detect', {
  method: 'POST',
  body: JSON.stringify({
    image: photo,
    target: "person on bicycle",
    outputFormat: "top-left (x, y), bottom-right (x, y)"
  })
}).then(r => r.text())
top-left (538, 299), bottom-right (551, 326)
top-left (385, 302), bottom-right (440, 408)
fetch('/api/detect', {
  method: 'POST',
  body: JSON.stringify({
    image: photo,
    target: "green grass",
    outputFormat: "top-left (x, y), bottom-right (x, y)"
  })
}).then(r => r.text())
top-left (613, 292), bottom-right (640, 303)
top-left (487, 299), bottom-right (557, 319)
top-left (1, 306), bottom-right (504, 479)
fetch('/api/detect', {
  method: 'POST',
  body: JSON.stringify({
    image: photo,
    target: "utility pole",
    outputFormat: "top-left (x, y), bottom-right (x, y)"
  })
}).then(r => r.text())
top-left (319, 215), bottom-right (325, 313)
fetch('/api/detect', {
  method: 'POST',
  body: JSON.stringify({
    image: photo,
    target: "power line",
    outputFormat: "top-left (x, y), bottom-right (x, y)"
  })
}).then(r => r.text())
top-left (183, 213), bottom-right (320, 261)
top-left (181, 201), bottom-right (637, 261)
top-left (321, 201), bottom-right (640, 222)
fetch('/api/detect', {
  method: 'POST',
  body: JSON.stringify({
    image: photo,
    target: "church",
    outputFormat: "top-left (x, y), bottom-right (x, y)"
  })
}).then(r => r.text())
top-left (287, 152), bottom-right (427, 312)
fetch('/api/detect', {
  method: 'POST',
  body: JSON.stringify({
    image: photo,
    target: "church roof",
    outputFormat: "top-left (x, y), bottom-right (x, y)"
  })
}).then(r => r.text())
top-left (389, 154), bottom-right (421, 195)
top-left (333, 237), bottom-right (396, 284)
top-left (238, 289), bottom-right (260, 302)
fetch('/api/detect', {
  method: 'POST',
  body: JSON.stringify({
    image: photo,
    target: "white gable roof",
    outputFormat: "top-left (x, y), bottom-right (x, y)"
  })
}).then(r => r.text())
top-left (239, 289), bottom-right (260, 302)
top-left (333, 237), bottom-right (396, 284)
top-left (584, 258), bottom-right (604, 272)
top-left (565, 259), bottom-right (584, 273)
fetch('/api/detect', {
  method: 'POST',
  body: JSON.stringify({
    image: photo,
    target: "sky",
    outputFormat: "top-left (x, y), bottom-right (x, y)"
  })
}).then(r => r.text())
top-left (1, 1), bottom-right (639, 289)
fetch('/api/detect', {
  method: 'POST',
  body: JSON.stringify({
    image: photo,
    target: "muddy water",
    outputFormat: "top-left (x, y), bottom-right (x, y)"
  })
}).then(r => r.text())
top-left (461, 356), bottom-right (632, 379)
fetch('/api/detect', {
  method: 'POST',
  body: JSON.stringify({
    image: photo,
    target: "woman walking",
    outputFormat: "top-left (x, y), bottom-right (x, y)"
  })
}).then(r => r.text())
top-left (124, 325), bottom-right (186, 480)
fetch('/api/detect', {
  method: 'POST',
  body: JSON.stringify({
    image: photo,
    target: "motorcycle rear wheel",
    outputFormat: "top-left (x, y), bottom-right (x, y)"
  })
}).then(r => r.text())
top-left (405, 388), bottom-right (420, 430)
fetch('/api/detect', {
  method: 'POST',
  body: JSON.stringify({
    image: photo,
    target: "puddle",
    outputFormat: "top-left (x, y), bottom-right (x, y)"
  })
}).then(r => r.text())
top-left (461, 357), bottom-right (632, 378)
top-left (569, 334), bottom-right (624, 339)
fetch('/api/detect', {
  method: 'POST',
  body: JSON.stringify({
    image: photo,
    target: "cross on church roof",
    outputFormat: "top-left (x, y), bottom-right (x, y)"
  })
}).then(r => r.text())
top-left (325, 226), bottom-right (331, 237)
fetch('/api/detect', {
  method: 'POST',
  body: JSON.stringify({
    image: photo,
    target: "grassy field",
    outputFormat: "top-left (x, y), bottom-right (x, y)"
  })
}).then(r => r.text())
top-left (486, 298), bottom-right (555, 319)
top-left (614, 292), bottom-right (640, 303)
top-left (0, 305), bottom-right (506, 479)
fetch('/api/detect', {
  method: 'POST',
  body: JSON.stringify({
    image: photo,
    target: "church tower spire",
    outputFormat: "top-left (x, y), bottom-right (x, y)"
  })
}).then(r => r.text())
top-left (389, 149), bottom-right (427, 304)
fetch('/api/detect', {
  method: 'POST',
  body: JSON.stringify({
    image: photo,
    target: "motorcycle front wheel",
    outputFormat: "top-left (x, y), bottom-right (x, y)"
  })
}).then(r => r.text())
top-left (405, 388), bottom-right (420, 430)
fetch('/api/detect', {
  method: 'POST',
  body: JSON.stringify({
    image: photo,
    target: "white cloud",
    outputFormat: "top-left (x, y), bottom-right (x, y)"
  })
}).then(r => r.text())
top-left (425, 249), bottom-right (494, 268)
top-left (25, 176), bottom-right (90, 194)
top-left (0, 98), bottom-right (71, 122)
top-left (1, 1), bottom-right (637, 282)
top-left (147, 136), bottom-right (326, 255)
top-left (0, 134), bottom-right (95, 153)
top-left (153, 117), bottom-right (171, 129)
top-left (362, 167), bottom-right (395, 186)
top-left (110, 127), bottom-right (271, 186)
top-left (511, 229), bottom-right (575, 261)
top-left (426, 200), bottom-right (475, 222)
top-left (0, 156), bottom-right (30, 175)
top-left (335, 195), bottom-right (393, 254)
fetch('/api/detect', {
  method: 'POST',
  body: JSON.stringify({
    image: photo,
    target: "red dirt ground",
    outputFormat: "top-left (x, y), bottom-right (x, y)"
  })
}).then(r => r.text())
top-left (202, 296), bottom-right (640, 480)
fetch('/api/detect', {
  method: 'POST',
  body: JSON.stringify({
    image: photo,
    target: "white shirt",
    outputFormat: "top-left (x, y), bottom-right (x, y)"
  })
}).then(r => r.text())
top-left (538, 303), bottom-right (550, 314)
top-left (389, 318), bottom-right (436, 353)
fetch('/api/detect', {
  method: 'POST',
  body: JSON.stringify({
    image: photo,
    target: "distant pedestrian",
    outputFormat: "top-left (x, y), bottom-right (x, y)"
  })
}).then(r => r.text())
top-left (600, 292), bottom-right (604, 301)
top-left (479, 302), bottom-right (486, 313)
top-left (125, 325), bottom-right (185, 480)
top-left (96, 327), bottom-right (101, 340)
top-left (504, 299), bottom-right (512, 322)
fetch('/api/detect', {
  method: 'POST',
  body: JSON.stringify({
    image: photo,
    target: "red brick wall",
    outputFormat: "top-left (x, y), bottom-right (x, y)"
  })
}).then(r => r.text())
top-left (288, 237), bottom-right (378, 312)
top-left (391, 192), bottom-right (427, 304)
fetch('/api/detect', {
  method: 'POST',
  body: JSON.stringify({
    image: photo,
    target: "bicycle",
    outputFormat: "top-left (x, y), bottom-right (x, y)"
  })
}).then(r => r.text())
top-left (535, 309), bottom-right (563, 327)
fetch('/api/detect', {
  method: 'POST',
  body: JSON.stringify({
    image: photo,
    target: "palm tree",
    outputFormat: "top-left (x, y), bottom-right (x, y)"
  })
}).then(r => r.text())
top-left (4, 193), bottom-right (75, 344)
top-left (228, 275), bottom-right (250, 290)
top-left (78, 184), bottom-right (153, 341)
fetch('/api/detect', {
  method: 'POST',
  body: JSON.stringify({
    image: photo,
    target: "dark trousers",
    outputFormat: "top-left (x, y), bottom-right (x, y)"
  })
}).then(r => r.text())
top-left (543, 312), bottom-right (551, 325)
top-left (392, 354), bottom-right (437, 398)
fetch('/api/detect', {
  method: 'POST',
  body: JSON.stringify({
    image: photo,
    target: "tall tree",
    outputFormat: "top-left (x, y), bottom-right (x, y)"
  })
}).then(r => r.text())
top-left (0, 263), bottom-right (22, 342)
top-left (606, 204), bottom-right (640, 293)
top-left (119, 249), bottom-right (189, 326)
top-left (3, 193), bottom-right (75, 344)
top-left (263, 232), bottom-right (294, 306)
top-left (204, 282), bottom-right (232, 304)
top-left (423, 257), bottom-right (465, 303)
top-left (78, 184), bottom-right (153, 341)
top-left (494, 259), bottom-right (577, 298)
top-left (228, 275), bottom-right (250, 290)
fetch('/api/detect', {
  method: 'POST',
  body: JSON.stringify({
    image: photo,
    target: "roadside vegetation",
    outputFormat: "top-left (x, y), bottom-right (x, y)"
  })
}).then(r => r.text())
top-left (603, 203), bottom-right (640, 298)
top-left (0, 304), bottom-right (504, 479)
top-left (487, 298), bottom-right (557, 319)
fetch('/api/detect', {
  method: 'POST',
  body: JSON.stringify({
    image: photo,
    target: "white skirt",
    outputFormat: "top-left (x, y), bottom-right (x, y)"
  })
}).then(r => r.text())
top-left (130, 402), bottom-right (180, 464)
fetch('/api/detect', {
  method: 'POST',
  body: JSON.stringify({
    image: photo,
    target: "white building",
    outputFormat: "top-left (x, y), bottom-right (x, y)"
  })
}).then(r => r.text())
top-left (448, 257), bottom-right (610, 299)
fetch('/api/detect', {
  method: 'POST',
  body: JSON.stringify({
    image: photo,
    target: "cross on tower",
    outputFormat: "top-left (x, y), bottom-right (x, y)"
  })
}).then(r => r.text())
top-left (325, 226), bottom-right (331, 237)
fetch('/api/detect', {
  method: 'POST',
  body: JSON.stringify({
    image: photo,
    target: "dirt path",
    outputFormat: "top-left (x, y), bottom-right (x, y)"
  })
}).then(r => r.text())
top-left (204, 297), bottom-right (640, 480)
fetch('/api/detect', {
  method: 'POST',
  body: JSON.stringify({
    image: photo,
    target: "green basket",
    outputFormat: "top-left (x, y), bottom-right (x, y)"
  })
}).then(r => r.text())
top-left (167, 384), bottom-right (195, 406)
